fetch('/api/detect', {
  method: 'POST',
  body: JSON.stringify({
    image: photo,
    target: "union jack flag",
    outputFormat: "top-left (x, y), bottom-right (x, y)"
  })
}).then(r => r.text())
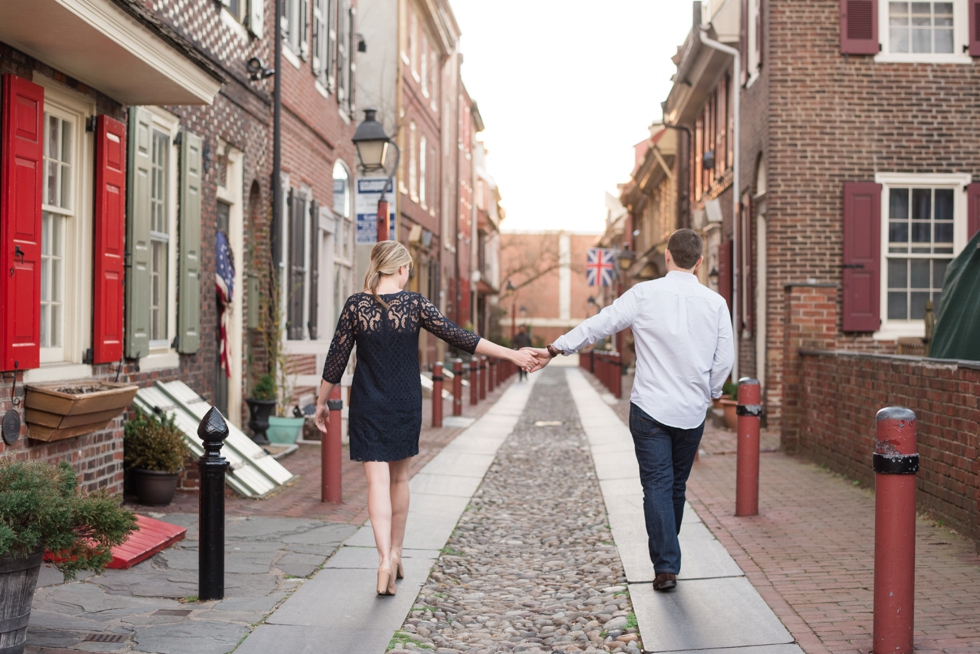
top-left (586, 248), bottom-right (615, 287)
top-left (216, 230), bottom-right (235, 378)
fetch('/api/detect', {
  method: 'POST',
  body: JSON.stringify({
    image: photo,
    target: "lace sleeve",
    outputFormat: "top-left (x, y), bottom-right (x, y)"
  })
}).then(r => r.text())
top-left (322, 296), bottom-right (358, 384)
top-left (418, 295), bottom-right (481, 354)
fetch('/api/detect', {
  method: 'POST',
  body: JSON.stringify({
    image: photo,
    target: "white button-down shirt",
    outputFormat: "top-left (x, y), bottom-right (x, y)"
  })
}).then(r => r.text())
top-left (554, 271), bottom-right (734, 429)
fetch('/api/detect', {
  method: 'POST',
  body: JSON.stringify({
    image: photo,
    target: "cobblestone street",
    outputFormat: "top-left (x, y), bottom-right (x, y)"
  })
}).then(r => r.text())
top-left (391, 369), bottom-right (640, 654)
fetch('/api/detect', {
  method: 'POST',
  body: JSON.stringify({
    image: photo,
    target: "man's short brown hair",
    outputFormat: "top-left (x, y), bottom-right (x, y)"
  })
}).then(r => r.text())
top-left (667, 229), bottom-right (703, 270)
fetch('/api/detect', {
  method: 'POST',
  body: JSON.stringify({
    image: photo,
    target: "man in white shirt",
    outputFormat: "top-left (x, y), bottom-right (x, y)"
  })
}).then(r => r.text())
top-left (526, 229), bottom-right (734, 591)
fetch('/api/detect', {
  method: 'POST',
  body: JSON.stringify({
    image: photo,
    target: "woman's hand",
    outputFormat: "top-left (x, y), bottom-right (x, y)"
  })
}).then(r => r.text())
top-left (511, 348), bottom-right (536, 373)
top-left (314, 403), bottom-right (329, 434)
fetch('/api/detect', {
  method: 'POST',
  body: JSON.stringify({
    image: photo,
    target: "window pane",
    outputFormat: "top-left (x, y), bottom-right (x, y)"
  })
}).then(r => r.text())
top-left (910, 291), bottom-right (930, 319)
top-left (889, 221), bottom-right (908, 244)
top-left (61, 120), bottom-right (72, 163)
top-left (910, 259), bottom-right (930, 288)
top-left (46, 160), bottom-right (58, 207)
top-left (911, 222), bottom-right (931, 243)
top-left (934, 188), bottom-right (953, 220)
top-left (934, 221), bottom-right (953, 244)
top-left (933, 259), bottom-right (949, 287)
top-left (888, 258), bottom-right (907, 289)
top-left (47, 115), bottom-right (59, 160)
top-left (935, 27), bottom-right (953, 52)
top-left (888, 291), bottom-right (908, 320)
top-left (889, 188), bottom-right (909, 220)
top-left (911, 188), bottom-right (930, 220)
top-left (890, 2), bottom-right (910, 52)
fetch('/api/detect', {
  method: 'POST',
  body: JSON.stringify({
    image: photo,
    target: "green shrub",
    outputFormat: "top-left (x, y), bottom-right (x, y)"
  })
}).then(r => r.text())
top-left (124, 409), bottom-right (189, 474)
top-left (0, 460), bottom-right (137, 579)
top-left (722, 380), bottom-right (739, 398)
top-left (251, 373), bottom-right (276, 401)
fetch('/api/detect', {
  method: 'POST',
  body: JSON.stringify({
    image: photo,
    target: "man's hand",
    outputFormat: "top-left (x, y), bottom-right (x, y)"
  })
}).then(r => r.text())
top-left (314, 403), bottom-right (329, 434)
top-left (522, 347), bottom-right (552, 373)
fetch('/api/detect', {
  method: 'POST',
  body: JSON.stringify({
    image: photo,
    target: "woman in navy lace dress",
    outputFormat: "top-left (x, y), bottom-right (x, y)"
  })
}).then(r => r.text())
top-left (315, 241), bottom-right (534, 596)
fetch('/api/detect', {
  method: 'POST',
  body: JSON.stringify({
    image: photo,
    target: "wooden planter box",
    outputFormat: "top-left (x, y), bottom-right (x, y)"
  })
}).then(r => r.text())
top-left (25, 381), bottom-right (138, 442)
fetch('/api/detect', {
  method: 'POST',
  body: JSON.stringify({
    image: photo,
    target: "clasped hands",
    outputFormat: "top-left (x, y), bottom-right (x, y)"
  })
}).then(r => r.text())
top-left (518, 347), bottom-right (553, 374)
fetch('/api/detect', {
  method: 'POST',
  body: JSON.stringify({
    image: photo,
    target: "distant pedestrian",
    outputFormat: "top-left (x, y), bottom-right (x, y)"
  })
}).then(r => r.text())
top-left (525, 229), bottom-right (733, 591)
top-left (315, 241), bottom-right (534, 596)
top-left (512, 325), bottom-right (533, 381)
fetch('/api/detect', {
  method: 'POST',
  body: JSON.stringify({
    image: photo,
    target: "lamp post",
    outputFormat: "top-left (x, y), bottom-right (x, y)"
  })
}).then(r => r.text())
top-left (352, 108), bottom-right (401, 242)
top-left (505, 280), bottom-right (517, 341)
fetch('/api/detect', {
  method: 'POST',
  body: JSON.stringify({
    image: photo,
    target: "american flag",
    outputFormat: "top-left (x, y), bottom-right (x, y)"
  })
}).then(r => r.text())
top-left (216, 230), bottom-right (235, 378)
top-left (586, 248), bottom-right (615, 287)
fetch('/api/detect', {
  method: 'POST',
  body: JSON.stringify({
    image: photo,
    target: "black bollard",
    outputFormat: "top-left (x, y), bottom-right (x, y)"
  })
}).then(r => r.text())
top-left (198, 406), bottom-right (230, 601)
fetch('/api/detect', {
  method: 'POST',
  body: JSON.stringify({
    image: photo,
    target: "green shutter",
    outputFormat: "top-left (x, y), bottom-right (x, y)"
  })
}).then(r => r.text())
top-left (125, 107), bottom-right (152, 359)
top-left (178, 131), bottom-right (202, 354)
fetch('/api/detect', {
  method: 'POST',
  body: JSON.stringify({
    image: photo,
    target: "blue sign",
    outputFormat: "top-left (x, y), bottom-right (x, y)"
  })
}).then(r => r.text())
top-left (355, 177), bottom-right (396, 243)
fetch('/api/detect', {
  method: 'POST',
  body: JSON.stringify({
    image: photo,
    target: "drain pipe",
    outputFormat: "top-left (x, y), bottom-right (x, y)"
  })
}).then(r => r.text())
top-left (698, 27), bottom-right (740, 380)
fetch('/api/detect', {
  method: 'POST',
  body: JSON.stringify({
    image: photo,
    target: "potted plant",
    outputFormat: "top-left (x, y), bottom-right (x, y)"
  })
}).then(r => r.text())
top-left (718, 380), bottom-right (740, 430)
top-left (0, 460), bottom-right (136, 652)
top-left (257, 262), bottom-right (304, 445)
top-left (124, 410), bottom-right (190, 506)
top-left (266, 364), bottom-right (304, 445)
top-left (246, 373), bottom-right (277, 445)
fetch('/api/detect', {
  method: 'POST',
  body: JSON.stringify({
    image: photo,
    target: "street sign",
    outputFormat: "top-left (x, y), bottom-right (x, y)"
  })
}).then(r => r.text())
top-left (355, 177), bottom-right (396, 243)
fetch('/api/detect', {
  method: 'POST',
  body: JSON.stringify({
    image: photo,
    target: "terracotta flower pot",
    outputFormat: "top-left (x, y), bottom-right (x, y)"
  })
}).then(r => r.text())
top-left (719, 399), bottom-right (739, 431)
top-left (131, 469), bottom-right (179, 506)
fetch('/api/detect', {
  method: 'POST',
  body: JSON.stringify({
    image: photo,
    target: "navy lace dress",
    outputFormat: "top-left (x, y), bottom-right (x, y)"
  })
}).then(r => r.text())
top-left (321, 291), bottom-right (481, 462)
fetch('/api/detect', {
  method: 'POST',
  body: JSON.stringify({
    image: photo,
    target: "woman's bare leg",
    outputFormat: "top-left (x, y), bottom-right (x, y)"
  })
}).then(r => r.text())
top-left (388, 458), bottom-right (412, 568)
top-left (363, 461), bottom-right (393, 569)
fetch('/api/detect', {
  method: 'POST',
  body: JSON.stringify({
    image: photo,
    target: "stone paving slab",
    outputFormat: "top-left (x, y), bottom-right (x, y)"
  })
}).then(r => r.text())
top-left (414, 451), bottom-right (497, 478)
top-left (669, 646), bottom-right (805, 654)
top-left (344, 492), bottom-right (471, 550)
top-left (630, 578), bottom-right (794, 651)
top-left (613, 519), bottom-right (743, 583)
top-left (407, 472), bottom-right (484, 497)
top-left (323, 546), bottom-right (440, 569)
top-left (591, 449), bottom-right (640, 480)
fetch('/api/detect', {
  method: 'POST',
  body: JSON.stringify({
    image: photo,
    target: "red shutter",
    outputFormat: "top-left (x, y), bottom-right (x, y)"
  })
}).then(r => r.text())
top-left (968, 183), bottom-right (980, 239)
top-left (840, 0), bottom-right (878, 55)
top-left (460, 278), bottom-right (471, 325)
top-left (718, 238), bottom-right (733, 313)
top-left (93, 115), bottom-right (126, 363)
top-left (0, 75), bottom-right (44, 371)
top-left (842, 182), bottom-right (881, 332)
top-left (970, 0), bottom-right (980, 56)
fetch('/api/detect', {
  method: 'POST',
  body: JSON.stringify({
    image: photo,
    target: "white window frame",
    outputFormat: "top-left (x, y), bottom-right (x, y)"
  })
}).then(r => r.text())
top-left (876, 0), bottom-right (971, 64)
top-left (219, 0), bottom-right (250, 41)
top-left (746, 0), bottom-right (761, 86)
top-left (409, 121), bottom-right (418, 202)
top-left (37, 91), bottom-right (90, 366)
top-left (216, 142), bottom-right (244, 424)
top-left (874, 172), bottom-right (971, 341)
top-left (409, 9), bottom-right (420, 81)
top-left (285, 185), bottom-right (312, 343)
top-left (419, 134), bottom-right (427, 208)
top-left (421, 35), bottom-right (429, 97)
top-left (138, 106), bottom-right (181, 371)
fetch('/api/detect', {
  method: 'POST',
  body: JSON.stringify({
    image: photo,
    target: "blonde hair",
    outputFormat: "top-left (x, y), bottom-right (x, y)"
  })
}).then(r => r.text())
top-left (364, 241), bottom-right (414, 309)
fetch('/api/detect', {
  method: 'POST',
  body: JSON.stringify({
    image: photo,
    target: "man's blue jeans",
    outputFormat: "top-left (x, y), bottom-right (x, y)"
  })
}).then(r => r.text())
top-left (629, 403), bottom-right (704, 575)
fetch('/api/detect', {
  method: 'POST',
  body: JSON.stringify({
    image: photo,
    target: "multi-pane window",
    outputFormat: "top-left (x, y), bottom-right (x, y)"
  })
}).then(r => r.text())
top-left (419, 135), bottom-right (427, 208)
top-left (337, 0), bottom-right (352, 112)
top-left (150, 130), bottom-right (170, 343)
top-left (888, 2), bottom-right (954, 53)
top-left (41, 113), bottom-right (73, 352)
top-left (281, 0), bottom-right (308, 57)
top-left (409, 10), bottom-right (419, 79)
top-left (333, 163), bottom-right (353, 327)
top-left (421, 36), bottom-right (429, 97)
top-left (221, 0), bottom-right (246, 21)
top-left (886, 187), bottom-right (953, 320)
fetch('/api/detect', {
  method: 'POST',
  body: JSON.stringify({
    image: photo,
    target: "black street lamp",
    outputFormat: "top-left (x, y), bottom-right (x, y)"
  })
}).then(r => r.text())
top-left (353, 108), bottom-right (400, 242)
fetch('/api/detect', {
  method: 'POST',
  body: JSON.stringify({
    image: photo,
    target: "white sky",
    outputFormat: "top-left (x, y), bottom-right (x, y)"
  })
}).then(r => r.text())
top-left (451, 1), bottom-right (694, 233)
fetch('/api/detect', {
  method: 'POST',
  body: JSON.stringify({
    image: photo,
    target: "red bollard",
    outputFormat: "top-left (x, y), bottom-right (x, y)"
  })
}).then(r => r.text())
top-left (489, 358), bottom-right (497, 392)
top-left (612, 353), bottom-right (622, 399)
top-left (873, 407), bottom-right (918, 654)
top-left (470, 358), bottom-right (479, 405)
top-left (322, 386), bottom-right (343, 504)
top-left (734, 378), bottom-right (762, 517)
top-left (479, 356), bottom-right (488, 400)
top-left (432, 362), bottom-right (444, 428)
top-left (452, 359), bottom-right (463, 417)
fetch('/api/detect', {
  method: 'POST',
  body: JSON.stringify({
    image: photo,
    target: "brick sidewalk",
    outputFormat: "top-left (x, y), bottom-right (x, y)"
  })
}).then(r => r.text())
top-left (131, 377), bottom-right (516, 525)
top-left (599, 370), bottom-right (980, 653)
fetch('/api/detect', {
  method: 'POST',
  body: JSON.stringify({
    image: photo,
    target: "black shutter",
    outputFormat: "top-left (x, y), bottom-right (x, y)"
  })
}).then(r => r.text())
top-left (308, 199), bottom-right (320, 340)
top-left (287, 191), bottom-right (306, 340)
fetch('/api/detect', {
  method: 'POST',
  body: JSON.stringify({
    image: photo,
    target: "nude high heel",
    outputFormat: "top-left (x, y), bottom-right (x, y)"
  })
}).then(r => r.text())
top-left (377, 566), bottom-right (392, 596)
top-left (392, 552), bottom-right (404, 580)
top-left (386, 559), bottom-right (397, 595)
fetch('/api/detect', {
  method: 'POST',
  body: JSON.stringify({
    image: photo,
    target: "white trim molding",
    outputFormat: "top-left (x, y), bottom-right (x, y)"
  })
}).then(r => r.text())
top-left (875, 0), bottom-right (972, 65)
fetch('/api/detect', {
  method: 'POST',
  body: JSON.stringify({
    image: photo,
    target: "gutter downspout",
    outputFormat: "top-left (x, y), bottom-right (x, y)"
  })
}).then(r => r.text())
top-left (698, 27), bottom-right (740, 382)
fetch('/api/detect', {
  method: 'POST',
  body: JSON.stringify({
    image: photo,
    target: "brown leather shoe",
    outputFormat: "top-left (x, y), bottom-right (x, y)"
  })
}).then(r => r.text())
top-left (653, 573), bottom-right (677, 591)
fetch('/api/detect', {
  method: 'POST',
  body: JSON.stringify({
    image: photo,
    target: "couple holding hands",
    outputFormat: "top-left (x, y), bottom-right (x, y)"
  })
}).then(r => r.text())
top-left (316, 229), bottom-right (733, 596)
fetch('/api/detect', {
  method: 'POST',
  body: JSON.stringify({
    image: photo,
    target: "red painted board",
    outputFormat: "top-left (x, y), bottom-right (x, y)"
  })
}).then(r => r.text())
top-left (107, 515), bottom-right (186, 569)
top-left (44, 514), bottom-right (186, 570)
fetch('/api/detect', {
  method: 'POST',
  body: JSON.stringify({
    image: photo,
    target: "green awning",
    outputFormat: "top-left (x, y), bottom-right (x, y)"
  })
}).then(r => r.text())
top-left (930, 230), bottom-right (980, 361)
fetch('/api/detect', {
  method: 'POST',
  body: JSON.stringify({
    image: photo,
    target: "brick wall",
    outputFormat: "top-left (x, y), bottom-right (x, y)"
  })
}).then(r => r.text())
top-left (794, 350), bottom-right (980, 543)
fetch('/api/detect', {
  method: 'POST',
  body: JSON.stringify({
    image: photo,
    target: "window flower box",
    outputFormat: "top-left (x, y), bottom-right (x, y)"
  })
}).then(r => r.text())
top-left (24, 381), bottom-right (138, 442)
